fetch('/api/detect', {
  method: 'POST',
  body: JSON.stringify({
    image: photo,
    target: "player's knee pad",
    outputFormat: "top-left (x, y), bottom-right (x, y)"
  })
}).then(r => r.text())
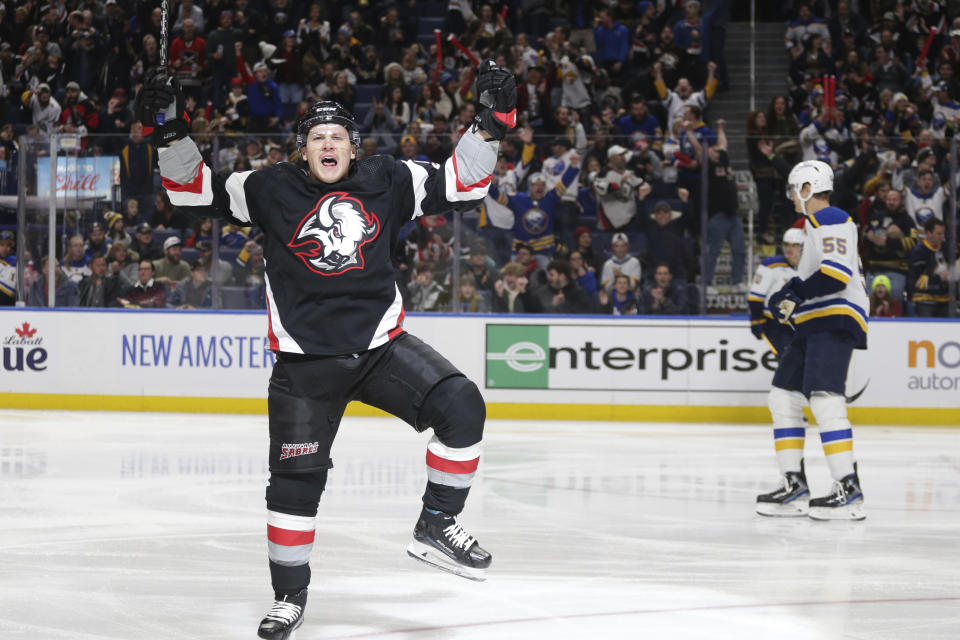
top-left (418, 375), bottom-right (485, 448)
top-left (768, 386), bottom-right (805, 427)
top-left (265, 469), bottom-right (329, 518)
top-left (809, 391), bottom-right (849, 429)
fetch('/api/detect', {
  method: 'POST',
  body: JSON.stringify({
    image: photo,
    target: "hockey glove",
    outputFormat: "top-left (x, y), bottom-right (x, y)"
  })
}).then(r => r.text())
top-left (472, 59), bottom-right (517, 141)
top-left (750, 322), bottom-right (765, 340)
top-left (134, 67), bottom-right (189, 146)
top-left (768, 277), bottom-right (804, 324)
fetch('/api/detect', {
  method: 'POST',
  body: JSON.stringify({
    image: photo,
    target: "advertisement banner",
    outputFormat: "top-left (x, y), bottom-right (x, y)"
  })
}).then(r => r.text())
top-left (0, 310), bottom-right (957, 423)
top-left (35, 156), bottom-right (119, 199)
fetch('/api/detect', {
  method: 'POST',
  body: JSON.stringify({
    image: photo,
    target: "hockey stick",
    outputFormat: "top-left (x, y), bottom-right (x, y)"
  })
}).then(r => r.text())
top-left (157, 0), bottom-right (168, 124)
top-left (845, 379), bottom-right (870, 404)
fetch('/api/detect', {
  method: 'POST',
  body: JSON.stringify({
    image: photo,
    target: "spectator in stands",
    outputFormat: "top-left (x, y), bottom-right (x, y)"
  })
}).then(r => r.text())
top-left (747, 111), bottom-right (779, 243)
top-left (362, 98), bottom-right (399, 155)
top-left (150, 191), bottom-right (189, 233)
top-left (616, 95), bottom-right (663, 143)
top-left (168, 260), bottom-right (215, 309)
top-left (595, 144), bottom-right (652, 231)
top-left (28, 255), bottom-right (79, 307)
top-left (185, 217), bottom-right (213, 248)
top-left (568, 250), bottom-right (598, 300)
top-left (84, 223), bottom-right (109, 260)
top-left (675, 105), bottom-right (717, 232)
top-left (455, 272), bottom-right (490, 313)
top-left (829, 1), bottom-right (866, 47)
top-left (77, 255), bottom-right (120, 308)
top-left (462, 239), bottom-right (500, 295)
top-left (153, 237), bottom-right (191, 286)
top-left (597, 273), bottom-right (638, 315)
top-left (21, 83), bottom-right (61, 135)
top-left (868, 274), bottom-right (902, 317)
top-left (870, 44), bottom-right (908, 95)
top-left (173, 0), bottom-right (205, 34)
top-left (572, 227), bottom-right (601, 274)
top-left (536, 259), bottom-right (593, 314)
top-left (903, 169), bottom-right (947, 229)
top-left (233, 240), bottom-right (266, 288)
top-left (653, 60), bottom-right (718, 134)
top-left (694, 120), bottom-right (745, 293)
top-left (785, 3), bottom-right (829, 54)
top-left (106, 241), bottom-right (139, 289)
top-left (492, 262), bottom-right (539, 313)
top-left (236, 42), bottom-right (282, 134)
top-left (120, 122), bottom-right (157, 220)
top-left (407, 263), bottom-right (447, 312)
top-left (61, 235), bottom-right (91, 284)
top-left (593, 8), bottom-right (630, 79)
top-left (862, 187), bottom-right (916, 305)
top-left (489, 161), bottom-right (582, 267)
top-left (131, 223), bottom-right (163, 262)
top-left (206, 10), bottom-right (243, 109)
top-left (195, 240), bottom-right (233, 285)
top-left (908, 218), bottom-right (950, 317)
top-left (600, 232), bottom-right (641, 292)
top-left (640, 262), bottom-right (687, 314)
top-left (117, 260), bottom-right (166, 308)
top-left (646, 200), bottom-right (693, 282)
top-left (56, 81), bottom-right (98, 137)
top-left (766, 95), bottom-right (800, 155)
top-left (98, 88), bottom-right (133, 153)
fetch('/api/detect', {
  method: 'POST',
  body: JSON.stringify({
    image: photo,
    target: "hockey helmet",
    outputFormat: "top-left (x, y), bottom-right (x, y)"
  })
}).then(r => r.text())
top-left (296, 101), bottom-right (360, 153)
top-left (787, 160), bottom-right (833, 213)
top-left (782, 227), bottom-right (805, 245)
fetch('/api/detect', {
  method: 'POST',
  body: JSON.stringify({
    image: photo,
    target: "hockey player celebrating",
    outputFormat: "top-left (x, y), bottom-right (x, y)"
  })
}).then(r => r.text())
top-left (135, 59), bottom-right (517, 639)
top-left (747, 227), bottom-right (803, 356)
top-left (759, 160), bottom-right (869, 521)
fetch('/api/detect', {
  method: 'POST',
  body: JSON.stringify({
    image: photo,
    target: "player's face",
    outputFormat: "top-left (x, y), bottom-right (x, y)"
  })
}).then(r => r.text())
top-left (784, 243), bottom-right (802, 267)
top-left (303, 123), bottom-right (355, 184)
top-left (790, 183), bottom-right (811, 214)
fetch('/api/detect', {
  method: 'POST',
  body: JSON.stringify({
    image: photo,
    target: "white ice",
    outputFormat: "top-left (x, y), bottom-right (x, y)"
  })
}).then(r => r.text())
top-left (0, 410), bottom-right (958, 639)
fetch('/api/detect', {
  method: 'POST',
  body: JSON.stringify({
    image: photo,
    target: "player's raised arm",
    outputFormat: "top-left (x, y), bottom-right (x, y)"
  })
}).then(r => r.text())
top-left (134, 68), bottom-right (255, 227)
top-left (396, 60), bottom-right (517, 219)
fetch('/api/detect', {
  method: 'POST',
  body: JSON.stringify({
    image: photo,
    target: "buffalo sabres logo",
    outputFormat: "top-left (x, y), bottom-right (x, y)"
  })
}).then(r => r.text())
top-left (521, 207), bottom-right (549, 235)
top-left (288, 192), bottom-right (380, 275)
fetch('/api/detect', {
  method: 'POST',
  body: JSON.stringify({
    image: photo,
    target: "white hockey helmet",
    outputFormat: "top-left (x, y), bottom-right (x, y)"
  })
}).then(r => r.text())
top-left (782, 227), bottom-right (805, 245)
top-left (788, 160), bottom-right (833, 213)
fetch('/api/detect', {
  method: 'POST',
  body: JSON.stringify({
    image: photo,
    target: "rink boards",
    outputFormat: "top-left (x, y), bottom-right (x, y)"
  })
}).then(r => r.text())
top-left (0, 309), bottom-right (958, 425)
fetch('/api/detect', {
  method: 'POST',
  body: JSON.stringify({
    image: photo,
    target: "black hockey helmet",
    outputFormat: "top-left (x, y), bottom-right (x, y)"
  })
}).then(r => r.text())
top-left (295, 101), bottom-right (360, 153)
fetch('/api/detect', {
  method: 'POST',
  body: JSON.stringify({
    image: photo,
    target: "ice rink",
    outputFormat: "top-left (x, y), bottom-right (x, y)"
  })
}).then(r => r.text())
top-left (1, 410), bottom-right (958, 639)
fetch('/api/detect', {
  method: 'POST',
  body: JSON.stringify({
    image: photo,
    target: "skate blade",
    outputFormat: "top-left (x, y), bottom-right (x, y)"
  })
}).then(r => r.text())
top-left (756, 500), bottom-right (809, 517)
top-left (406, 540), bottom-right (487, 582)
top-left (808, 503), bottom-right (866, 521)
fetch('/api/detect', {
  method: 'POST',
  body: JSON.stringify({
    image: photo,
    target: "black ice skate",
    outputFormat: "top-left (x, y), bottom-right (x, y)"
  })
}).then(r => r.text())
top-left (808, 471), bottom-right (865, 521)
top-left (406, 507), bottom-right (492, 582)
top-left (756, 463), bottom-right (810, 517)
top-left (257, 588), bottom-right (307, 640)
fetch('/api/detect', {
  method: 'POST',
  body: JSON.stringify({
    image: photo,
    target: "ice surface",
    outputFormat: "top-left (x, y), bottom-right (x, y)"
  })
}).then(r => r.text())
top-left (1, 410), bottom-right (958, 639)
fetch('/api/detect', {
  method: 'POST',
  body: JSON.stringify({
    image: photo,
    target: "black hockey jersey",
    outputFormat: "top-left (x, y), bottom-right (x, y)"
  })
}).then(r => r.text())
top-left (161, 147), bottom-right (491, 355)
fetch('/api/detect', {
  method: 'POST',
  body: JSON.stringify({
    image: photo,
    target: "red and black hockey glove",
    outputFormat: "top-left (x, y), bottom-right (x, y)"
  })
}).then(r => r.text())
top-left (134, 67), bottom-right (190, 146)
top-left (473, 59), bottom-right (517, 141)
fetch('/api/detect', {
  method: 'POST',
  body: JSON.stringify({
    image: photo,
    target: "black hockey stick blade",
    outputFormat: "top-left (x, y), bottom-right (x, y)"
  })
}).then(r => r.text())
top-left (845, 379), bottom-right (870, 404)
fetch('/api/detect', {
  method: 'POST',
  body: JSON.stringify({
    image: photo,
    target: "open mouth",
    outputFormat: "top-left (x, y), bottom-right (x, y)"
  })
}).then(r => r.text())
top-left (321, 155), bottom-right (338, 167)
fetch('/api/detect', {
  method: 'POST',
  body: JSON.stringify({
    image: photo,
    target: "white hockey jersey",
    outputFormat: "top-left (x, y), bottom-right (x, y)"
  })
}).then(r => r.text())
top-left (594, 169), bottom-right (644, 229)
top-left (747, 254), bottom-right (798, 352)
top-left (904, 185), bottom-right (946, 229)
top-left (790, 207), bottom-right (869, 348)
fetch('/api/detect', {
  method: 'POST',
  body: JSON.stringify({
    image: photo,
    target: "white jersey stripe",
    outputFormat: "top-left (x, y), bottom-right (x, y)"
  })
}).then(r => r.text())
top-left (366, 284), bottom-right (403, 351)
top-left (427, 435), bottom-right (482, 462)
top-left (224, 171), bottom-right (254, 224)
top-left (263, 272), bottom-right (304, 354)
top-left (401, 160), bottom-right (429, 220)
top-left (267, 510), bottom-right (316, 532)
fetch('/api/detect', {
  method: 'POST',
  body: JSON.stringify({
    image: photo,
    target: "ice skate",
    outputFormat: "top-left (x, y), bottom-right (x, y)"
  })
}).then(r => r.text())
top-left (257, 588), bottom-right (307, 640)
top-left (808, 472), bottom-right (865, 521)
top-left (406, 507), bottom-right (491, 581)
top-left (756, 464), bottom-right (809, 517)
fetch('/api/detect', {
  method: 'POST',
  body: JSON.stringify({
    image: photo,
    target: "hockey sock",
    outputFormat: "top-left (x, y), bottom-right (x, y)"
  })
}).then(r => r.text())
top-left (267, 510), bottom-right (316, 596)
top-left (768, 387), bottom-right (807, 474)
top-left (810, 392), bottom-right (855, 480)
top-left (423, 435), bottom-right (481, 516)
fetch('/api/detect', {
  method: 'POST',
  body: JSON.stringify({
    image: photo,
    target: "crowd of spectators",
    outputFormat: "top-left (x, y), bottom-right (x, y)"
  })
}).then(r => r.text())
top-left (747, 0), bottom-right (958, 318)
top-left (1, 0), bottom-right (956, 315)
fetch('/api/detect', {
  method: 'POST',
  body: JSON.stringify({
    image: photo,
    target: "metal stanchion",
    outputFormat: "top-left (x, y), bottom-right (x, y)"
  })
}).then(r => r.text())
top-left (47, 135), bottom-right (58, 307)
top-left (15, 135), bottom-right (28, 306)
top-left (699, 134), bottom-right (708, 315)
top-left (949, 137), bottom-right (958, 318)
